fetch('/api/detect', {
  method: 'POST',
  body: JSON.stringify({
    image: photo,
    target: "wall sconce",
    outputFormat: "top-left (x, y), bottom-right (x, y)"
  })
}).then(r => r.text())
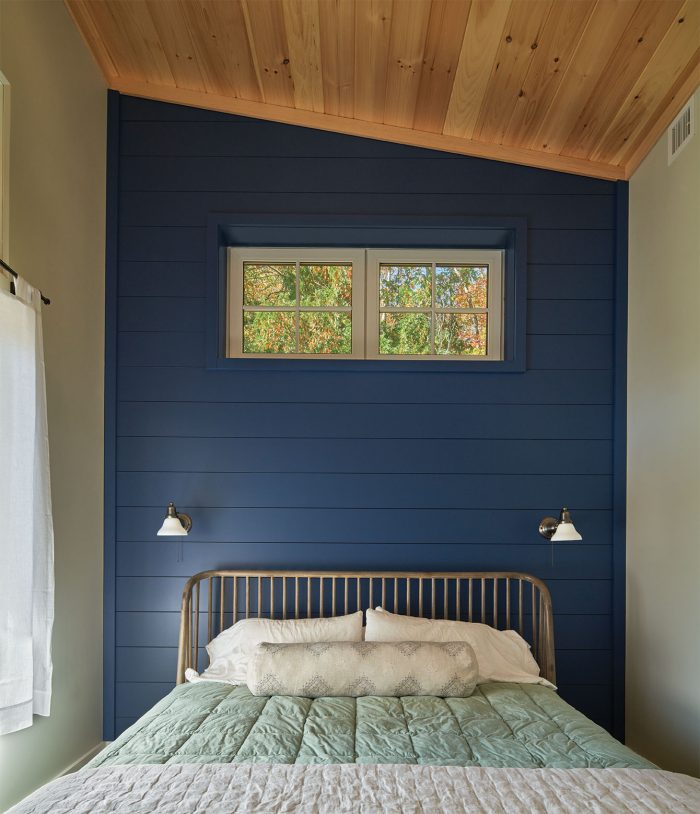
top-left (539, 507), bottom-right (582, 542)
top-left (157, 502), bottom-right (192, 536)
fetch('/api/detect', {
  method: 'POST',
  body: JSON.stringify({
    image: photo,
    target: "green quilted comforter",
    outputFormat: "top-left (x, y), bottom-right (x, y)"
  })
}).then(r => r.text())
top-left (92, 682), bottom-right (654, 770)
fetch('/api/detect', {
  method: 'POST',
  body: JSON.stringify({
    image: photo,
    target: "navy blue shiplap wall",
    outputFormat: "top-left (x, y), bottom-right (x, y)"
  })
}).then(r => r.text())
top-left (107, 93), bottom-right (626, 739)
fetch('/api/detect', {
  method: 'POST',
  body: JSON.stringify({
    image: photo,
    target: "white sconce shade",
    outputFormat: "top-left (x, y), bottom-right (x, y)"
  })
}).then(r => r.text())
top-left (551, 519), bottom-right (583, 542)
top-left (157, 516), bottom-right (188, 536)
top-left (157, 502), bottom-right (192, 536)
top-left (539, 507), bottom-right (582, 541)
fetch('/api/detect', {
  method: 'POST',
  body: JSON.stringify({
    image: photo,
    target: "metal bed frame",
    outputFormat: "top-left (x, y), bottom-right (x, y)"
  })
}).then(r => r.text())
top-left (177, 570), bottom-right (556, 685)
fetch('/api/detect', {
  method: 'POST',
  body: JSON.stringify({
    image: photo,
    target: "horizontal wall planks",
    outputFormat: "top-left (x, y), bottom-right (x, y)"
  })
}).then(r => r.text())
top-left (116, 647), bottom-right (206, 683)
top-left (118, 225), bottom-right (614, 264)
top-left (561, 686), bottom-right (612, 731)
top-left (116, 471), bottom-right (613, 509)
top-left (118, 332), bottom-right (205, 367)
top-left (116, 368), bottom-right (614, 405)
top-left (527, 335), bottom-right (613, 371)
top-left (119, 227), bottom-right (205, 263)
top-left (108, 96), bottom-right (623, 737)
top-left (527, 231), bottom-right (614, 266)
top-left (119, 261), bottom-right (204, 297)
top-left (118, 297), bottom-right (205, 333)
top-left (116, 473), bottom-right (612, 511)
top-left (115, 508), bottom-right (612, 546)
top-left (527, 266), bottom-right (613, 301)
top-left (117, 437), bottom-right (613, 476)
top-left (116, 542), bottom-right (612, 581)
top-left (116, 682), bottom-right (174, 717)
top-left (558, 651), bottom-right (612, 687)
top-left (526, 301), bottom-right (612, 335)
top-left (116, 403), bottom-right (613, 440)
top-left (118, 191), bottom-right (618, 231)
top-left (119, 156), bottom-right (616, 196)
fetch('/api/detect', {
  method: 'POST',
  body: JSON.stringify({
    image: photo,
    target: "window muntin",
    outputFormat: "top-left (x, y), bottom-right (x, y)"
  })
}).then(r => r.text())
top-left (228, 248), bottom-right (503, 361)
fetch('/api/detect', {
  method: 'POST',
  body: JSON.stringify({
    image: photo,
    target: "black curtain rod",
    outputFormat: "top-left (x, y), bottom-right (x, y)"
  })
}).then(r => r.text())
top-left (0, 258), bottom-right (51, 305)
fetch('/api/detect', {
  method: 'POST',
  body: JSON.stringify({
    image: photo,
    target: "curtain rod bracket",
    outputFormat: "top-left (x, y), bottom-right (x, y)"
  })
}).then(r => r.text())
top-left (0, 258), bottom-right (51, 305)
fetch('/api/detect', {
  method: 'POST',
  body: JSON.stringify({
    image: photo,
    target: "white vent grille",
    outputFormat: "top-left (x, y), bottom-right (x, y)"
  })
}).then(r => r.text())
top-left (668, 96), bottom-right (694, 165)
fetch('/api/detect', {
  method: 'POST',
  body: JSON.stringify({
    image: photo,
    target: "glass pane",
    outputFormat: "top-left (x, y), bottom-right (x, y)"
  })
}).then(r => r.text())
top-left (300, 264), bottom-right (352, 307)
top-left (379, 313), bottom-right (430, 355)
top-left (243, 263), bottom-right (296, 306)
top-left (435, 265), bottom-right (488, 309)
top-left (243, 311), bottom-right (296, 354)
top-left (435, 313), bottom-right (487, 356)
top-left (299, 312), bottom-right (352, 354)
top-left (379, 264), bottom-right (431, 307)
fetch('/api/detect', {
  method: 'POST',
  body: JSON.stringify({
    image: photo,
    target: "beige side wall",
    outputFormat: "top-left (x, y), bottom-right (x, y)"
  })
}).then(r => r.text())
top-left (0, 2), bottom-right (106, 810)
top-left (627, 85), bottom-right (700, 777)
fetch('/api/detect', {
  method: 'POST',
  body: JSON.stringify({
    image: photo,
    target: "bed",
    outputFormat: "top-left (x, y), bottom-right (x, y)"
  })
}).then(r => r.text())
top-left (10, 569), bottom-right (700, 813)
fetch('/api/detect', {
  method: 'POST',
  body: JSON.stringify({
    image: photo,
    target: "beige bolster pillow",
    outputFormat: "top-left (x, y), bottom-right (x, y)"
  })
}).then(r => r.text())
top-left (247, 640), bottom-right (478, 698)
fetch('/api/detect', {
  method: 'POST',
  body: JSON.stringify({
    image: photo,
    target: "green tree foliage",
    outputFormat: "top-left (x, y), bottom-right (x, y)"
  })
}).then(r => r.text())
top-left (242, 262), bottom-right (488, 356)
top-left (380, 312), bottom-right (431, 354)
top-left (380, 265), bottom-right (431, 307)
top-left (433, 265), bottom-right (488, 356)
top-left (243, 264), bottom-right (352, 354)
top-left (379, 265), bottom-right (488, 356)
top-left (243, 263), bottom-right (296, 306)
top-left (300, 265), bottom-right (352, 307)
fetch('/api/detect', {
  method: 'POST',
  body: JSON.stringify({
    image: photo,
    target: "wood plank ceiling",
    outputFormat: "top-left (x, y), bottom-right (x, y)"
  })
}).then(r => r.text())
top-left (67, 0), bottom-right (699, 179)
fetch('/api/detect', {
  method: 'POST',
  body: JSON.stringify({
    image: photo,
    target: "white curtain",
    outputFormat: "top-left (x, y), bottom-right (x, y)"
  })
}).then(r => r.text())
top-left (0, 278), bottom-right (54, 735)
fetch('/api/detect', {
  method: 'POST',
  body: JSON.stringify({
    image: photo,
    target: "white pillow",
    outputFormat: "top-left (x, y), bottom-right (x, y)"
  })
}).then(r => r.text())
top-left (186, 611), bottom-right (364, 685)
top-left (365, 608), bottom-right (555, 688)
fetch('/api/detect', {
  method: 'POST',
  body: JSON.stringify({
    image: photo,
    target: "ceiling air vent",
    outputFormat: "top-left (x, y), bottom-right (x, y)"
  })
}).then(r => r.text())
top-left (668, 96), bottom-right (694, 165)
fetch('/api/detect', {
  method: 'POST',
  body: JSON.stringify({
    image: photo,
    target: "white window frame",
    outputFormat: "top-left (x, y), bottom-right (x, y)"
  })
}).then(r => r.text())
top-left (228, 247), bottom-right (366, 358)
top-left (227, 247), bottom-right (504, 361)
top-left (366, 249), bottom-right (504, 361)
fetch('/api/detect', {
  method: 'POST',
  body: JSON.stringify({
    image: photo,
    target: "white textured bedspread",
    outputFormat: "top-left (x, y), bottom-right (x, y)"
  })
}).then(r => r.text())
top-left (9, 763), bottom-right (700, 813)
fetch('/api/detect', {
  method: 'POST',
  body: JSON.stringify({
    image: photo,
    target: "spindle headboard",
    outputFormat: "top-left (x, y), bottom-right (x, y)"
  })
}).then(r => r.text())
top-left (177, 570), bottom-right (555, 685)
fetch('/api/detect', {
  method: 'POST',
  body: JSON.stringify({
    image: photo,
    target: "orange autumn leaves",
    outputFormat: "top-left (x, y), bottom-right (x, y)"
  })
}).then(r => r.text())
top-left (242, 262), bottom-right (488, 356)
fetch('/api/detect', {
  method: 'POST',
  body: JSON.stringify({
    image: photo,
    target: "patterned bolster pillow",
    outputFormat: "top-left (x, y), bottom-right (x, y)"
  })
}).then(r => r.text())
top-left (247, 640), bottom-right (478, 698)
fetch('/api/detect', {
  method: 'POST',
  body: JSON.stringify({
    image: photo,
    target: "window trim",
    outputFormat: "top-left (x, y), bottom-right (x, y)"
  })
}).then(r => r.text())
top-left (228, 246), bottom-right (504, 361)
top-left (366, 249), bottom-right (504, 361)
top-left (228, 247), bottom-right (366, 359)
top-left (208, 215), bottom-right (527, 373)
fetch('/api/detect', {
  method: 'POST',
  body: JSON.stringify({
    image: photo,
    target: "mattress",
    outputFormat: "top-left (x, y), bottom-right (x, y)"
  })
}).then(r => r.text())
top-left (91, 682), bottom-right (655, 769)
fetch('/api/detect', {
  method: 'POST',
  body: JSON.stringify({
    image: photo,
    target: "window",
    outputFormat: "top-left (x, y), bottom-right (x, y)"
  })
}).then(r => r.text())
top-left (366, 250), bottom-right (502, 360)
top-left (228, 248), bottom-right (365, 358)
top-left (228, 248), bottom-right (503, 361)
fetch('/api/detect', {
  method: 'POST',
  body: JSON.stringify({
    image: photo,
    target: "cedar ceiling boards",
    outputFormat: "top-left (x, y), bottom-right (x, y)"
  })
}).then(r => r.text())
top-left (66, 0), bottom-right (700, 179)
